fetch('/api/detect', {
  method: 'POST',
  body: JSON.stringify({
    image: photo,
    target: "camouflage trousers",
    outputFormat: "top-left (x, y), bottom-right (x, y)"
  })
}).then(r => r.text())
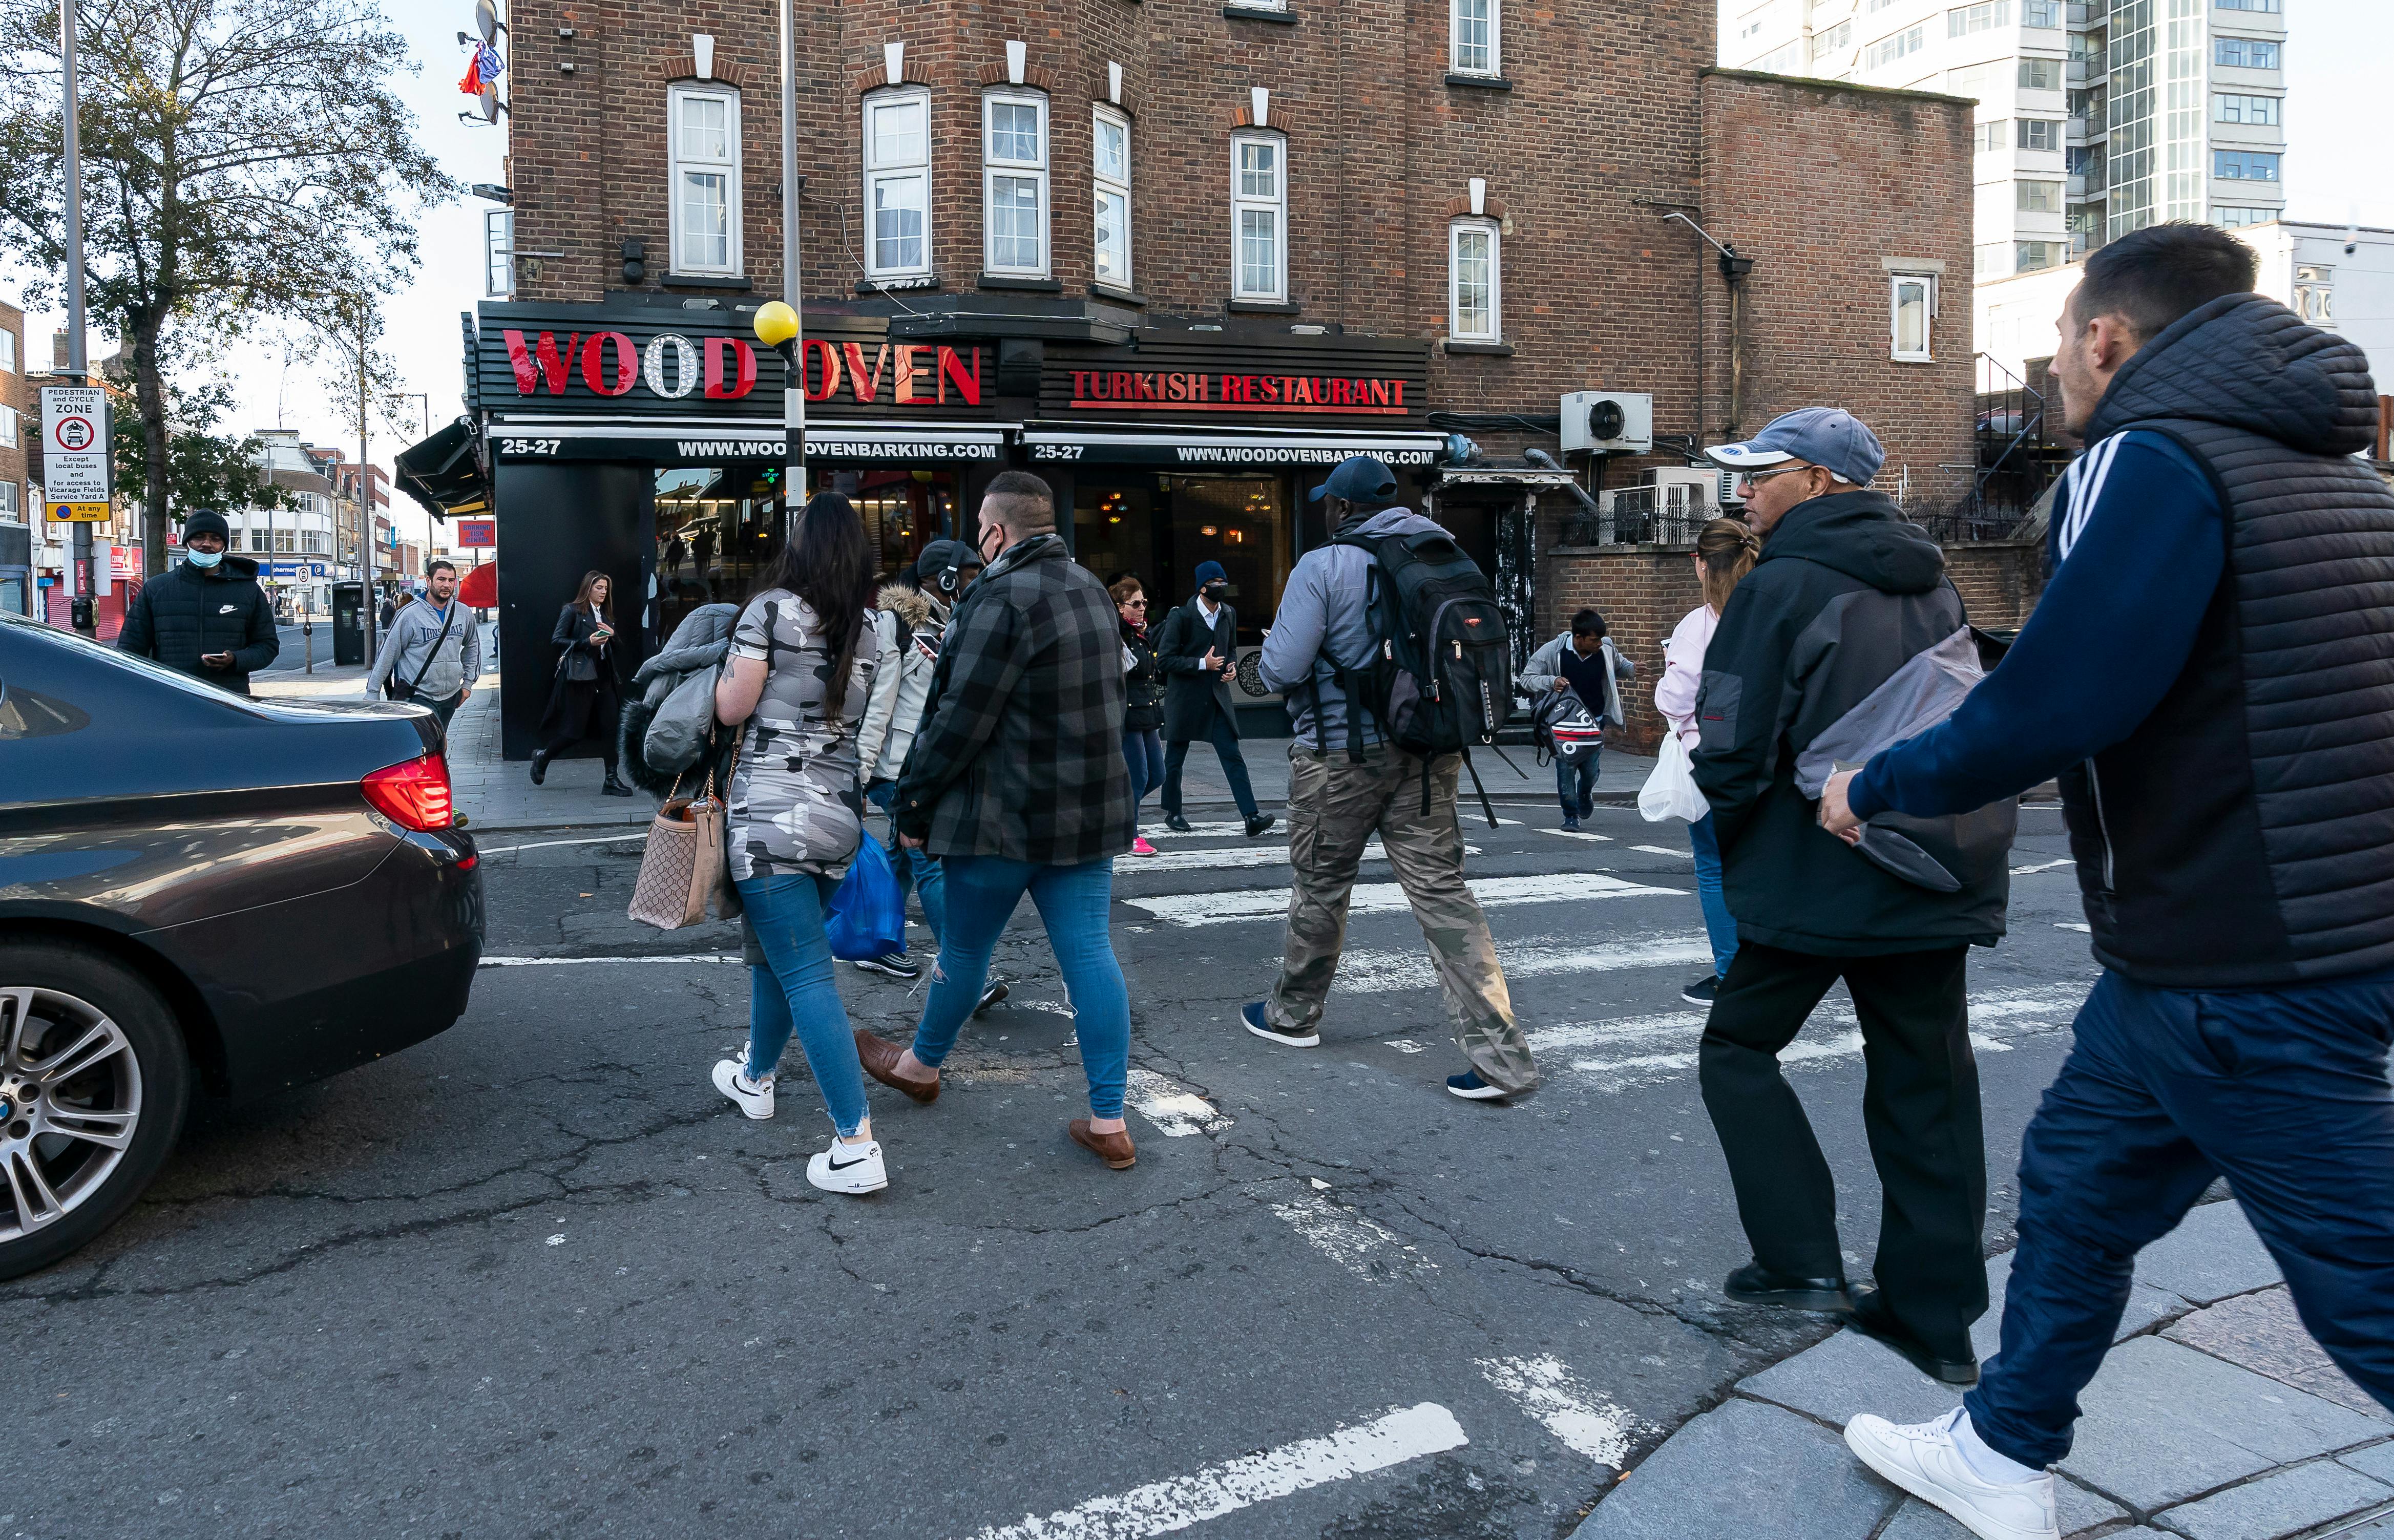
top-left (1266, 744), bottom-right (1539, 1093)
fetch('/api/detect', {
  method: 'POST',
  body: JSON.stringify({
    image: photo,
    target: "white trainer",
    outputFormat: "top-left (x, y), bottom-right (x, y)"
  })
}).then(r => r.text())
top-left (807, 1138), bottom-right (888, 1195)
top-left (1843, 1411), bottom-right (2059, 1540)
top-left (712, 1058), bottom-right (775, 1119)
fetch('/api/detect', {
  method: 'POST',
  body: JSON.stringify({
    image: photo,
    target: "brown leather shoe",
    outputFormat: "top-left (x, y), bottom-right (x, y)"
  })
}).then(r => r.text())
top-left (1069, 1119), bottom-right (1137, 1169)
top-left (853, 1028), bottom-right (939, 1105)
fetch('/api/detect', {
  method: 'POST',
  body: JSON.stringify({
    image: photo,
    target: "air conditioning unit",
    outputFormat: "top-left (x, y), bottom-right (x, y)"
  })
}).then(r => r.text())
top-left (1649, 466), bottom-right (1721, 512)
top-left (1560, 391), bottom-right (1654, 455)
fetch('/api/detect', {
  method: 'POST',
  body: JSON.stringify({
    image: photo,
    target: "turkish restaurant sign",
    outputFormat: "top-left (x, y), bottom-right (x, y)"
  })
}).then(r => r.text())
top-left (1066, 368), bottom-right (1410, 415)
top-left (1042, 331), bottom-right (1431, 428)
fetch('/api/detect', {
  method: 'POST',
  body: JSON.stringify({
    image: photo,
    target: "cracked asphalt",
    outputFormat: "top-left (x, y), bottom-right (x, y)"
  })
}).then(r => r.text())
top-left (2, 803), bottom-right (2096, 1540)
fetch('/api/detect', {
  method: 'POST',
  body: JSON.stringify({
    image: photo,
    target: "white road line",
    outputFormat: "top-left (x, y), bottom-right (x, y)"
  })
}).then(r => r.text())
top-left (1476, 1356), bottom-right (1644, 1467)
top-left (1340, 933), bottom-right (1716, 995)
top-left (1541, 828), bottom-right (1613, 842)
top-left (2055, 922), bottom-right (2092, 933)
top-left (478, 832), bottom-right (652, 855)
top-left (1631, 845), bottom-right (1693, 860)
top-left (957, 1402), bottom-right (1469, 1540)
top-left (2012, 858), bottom-right (2076, 875)
top-left (1123, 873), bottom-right (1683, 926)
top-left (1125, 1069), bottom-right (1232, 1136)
top-left (1269, 1194), bottom-right (1437, 1280)
top-left (479, 954), bottom-right (741, 967)
top-left (1125, 843), bottom-right (1479, 876)
top-left (1143, 820), bottom-right (1281, 840)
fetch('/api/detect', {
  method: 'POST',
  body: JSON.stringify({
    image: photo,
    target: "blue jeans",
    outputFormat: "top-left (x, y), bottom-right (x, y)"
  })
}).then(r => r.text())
top-left (1124, 727), bottom-right (1165, 819)
top-left (736, 870), bottom-right (870, 1137)
top-left (1966, 968), bottom-right (2394, 1467)
top-left (866, 780), bottom-right (945, 946)
top-left (1161, 707), bottom-right (1259, 821)
top-left (1686, 812), bottom-right (1738, 979)
top-left (908, 855), bottom-right (1132, 1119)
top-left (1555, 745), bottom-right (1600, 816)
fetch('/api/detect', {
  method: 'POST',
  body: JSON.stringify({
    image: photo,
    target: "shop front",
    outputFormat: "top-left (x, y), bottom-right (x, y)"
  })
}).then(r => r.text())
top-left (445, 300), bottom-right (1450, 755)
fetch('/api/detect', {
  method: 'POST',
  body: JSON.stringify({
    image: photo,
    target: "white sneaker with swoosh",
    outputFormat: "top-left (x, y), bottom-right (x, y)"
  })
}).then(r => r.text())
top-left (1843, 1410), bottom-right (2059, 1540)
top-left (807, 1138), bottom-right (888, 1195)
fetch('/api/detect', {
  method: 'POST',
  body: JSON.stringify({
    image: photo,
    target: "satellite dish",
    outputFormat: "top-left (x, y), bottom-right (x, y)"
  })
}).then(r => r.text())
top-left (475, 0), bottom-right (501, 44)
top-left (476, 81), bottom-right (501, 123)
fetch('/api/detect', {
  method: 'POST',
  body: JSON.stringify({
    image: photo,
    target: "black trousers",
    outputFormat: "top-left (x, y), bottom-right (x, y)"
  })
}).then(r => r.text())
top-left (1698, 939), bottom-right (1987, 1358)
top-left (544, 687), bottom-right (621, 770)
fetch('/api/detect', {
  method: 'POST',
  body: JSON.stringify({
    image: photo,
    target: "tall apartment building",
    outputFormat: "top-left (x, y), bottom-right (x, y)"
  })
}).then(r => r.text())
top-left (1718, 0), bottom-right (2287, 281)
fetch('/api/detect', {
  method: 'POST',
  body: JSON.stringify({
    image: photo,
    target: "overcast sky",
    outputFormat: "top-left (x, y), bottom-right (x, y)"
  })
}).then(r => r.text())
top-left (6, 1), bottom-right (2388, 552)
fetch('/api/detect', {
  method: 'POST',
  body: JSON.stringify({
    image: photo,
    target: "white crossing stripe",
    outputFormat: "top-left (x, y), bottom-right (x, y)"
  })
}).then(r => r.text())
top-left (1339, 932), bottom-right (1716, 994)
top-left (1125, 1069), bottom-right (1231, 1136)
top-left (956, 1402), bottom-right (1471, 1540)
top-left (1541, 828), bottom-right (1613, 842)
top-left (1123, 873), bottom-right (1683, 926)
top-left (1477, 1356), bottom-right (1646, 1467)
top-left (2055, 922), bottom-right (2092, 933)
top-left (478, 832), bottom-right (652, 855)
top-left (480, 954), bottom-right (740, 966)
top-left (1631, 845), bottom-right (1693, 859)
top-left (2012, 858), bottom-right (2075, 875)
top-left (1269, 1193), bottom-right (1437, 1280)
top-left (1143, 819), bottom-right (1280, 839)
top-left (1125, 842), bottom-right (1478, 875)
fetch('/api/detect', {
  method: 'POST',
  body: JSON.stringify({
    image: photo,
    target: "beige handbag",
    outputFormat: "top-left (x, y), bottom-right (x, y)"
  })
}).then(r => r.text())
top-left (627, 746), bottom-right (740, 930)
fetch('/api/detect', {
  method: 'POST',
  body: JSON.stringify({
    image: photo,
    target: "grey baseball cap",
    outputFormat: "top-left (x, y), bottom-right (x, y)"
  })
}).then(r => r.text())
top-left (1705, 407), bottom-right (1885, 488)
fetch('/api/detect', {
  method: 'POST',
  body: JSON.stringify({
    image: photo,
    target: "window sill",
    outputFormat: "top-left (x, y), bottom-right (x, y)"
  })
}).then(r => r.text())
top-left (1226, 299), bottom-right (1300, 314)
top-left (1222, 5), bottom-right (1299, 21)
top-left (1441, 339), bottom-right (1515, 356)
top-left (1889, 354), bottom-right (1937, 365)
top-left (856, 276), bottom-right (943, 295)
top-left (977, 273), bottom-right (1065, 292)
top-left (664, 272), bottom-right (753, 290)
top-left (1445, 72), bottom-right (1514, 90)
top-left (1091, 284), bottom-right (1148, 307)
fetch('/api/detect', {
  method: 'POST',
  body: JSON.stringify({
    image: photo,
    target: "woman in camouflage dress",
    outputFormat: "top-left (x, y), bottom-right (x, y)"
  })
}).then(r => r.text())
top-left (709, 494), bottom-right (899, 1195)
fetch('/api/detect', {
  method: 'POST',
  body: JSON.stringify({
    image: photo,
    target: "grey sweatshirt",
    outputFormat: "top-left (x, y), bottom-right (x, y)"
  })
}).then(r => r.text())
top-left (1257, 506), bottom-right (1448, 751)
top-left (364, 597), bottom-right (482, 702)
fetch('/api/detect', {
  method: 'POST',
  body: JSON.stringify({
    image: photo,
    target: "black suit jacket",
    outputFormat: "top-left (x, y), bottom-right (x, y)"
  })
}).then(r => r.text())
top-left (1155, 597), bottom-right (1240, 742)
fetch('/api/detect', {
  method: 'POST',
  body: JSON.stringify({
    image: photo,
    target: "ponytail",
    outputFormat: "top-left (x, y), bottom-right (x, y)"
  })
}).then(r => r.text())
top-left (1696, 517), bottom-right (1761, 614)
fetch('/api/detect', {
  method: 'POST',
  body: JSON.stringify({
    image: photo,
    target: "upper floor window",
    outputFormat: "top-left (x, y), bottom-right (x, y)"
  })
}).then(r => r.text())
top-left (2212, 205), bottom-right (2275, 227)
top-left (2213, 93), bottom-right (2280, 124)
top-left (2213, 149), bottom-right (2281, 180)
top-left (2213, 36), bottom-right (2279, 68)
top-left (1948, 1), bottom-right (2011, 38)
top-left (983, 91), bottom-right (1050, 277)
top-left (1864, 25), bottom-right (1923, 69)
top-left (2018, 57), bottom-right (2062, 89)
top-left (865, 88), bottom-right (932, 279)
top-left (1889, 272), bottom-right (1937, 362)
top-left (1231, 132), bottom-right (1287, 302)
top-left (0, 405), bottom-right (14, 449)
top-left (2017, 117), bottom-right (2060, 151)
top-left (1975, 120), bottom-right (2010, 152)
top-left (483, 208), bottom-right (514, 299)
top-left (668, 83), bottom-right (742, 276)
top-left (1816, 20), bottom-right (1851, 52)
top-left (1448, 220), bottom-right (1500, 342)
top-left (1451, 0), bottom-right (1499, 76)
top-left (2023, 0), bottom-right (2061, 27)
top-left (2018, 179), bottom-right (2062, 211)
top-left (2215, 0), bottom-right (2279, 11)
top-left (1093, 108), bottom-right (1132, 290)
top-left (0, 481), bottom-right (18, 517)
top-left (0, 329), bottom-right (15, 373)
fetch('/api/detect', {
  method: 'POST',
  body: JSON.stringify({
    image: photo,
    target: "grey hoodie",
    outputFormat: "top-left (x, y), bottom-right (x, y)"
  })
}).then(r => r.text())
top-left (1258, 506), bottom-right (1447, 751)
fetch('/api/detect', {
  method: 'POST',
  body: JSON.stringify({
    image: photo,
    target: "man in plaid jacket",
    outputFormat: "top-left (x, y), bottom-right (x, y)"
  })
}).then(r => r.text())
top-left (862, 472), bottom-right (1145, 1170)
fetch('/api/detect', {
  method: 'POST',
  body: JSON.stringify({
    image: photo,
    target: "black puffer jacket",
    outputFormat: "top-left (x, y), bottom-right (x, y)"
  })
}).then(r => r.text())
top-left (1121, 617), bottom-right (1164, 731)
top-left (1692, 492), bottom-right (2007, 955)
top-left (117, 556), bottom-right (280, 695)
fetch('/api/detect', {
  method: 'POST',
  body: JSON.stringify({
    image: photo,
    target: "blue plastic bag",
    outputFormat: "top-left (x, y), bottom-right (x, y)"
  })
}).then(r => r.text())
top-left (825, 831), bottom-right (907, 962)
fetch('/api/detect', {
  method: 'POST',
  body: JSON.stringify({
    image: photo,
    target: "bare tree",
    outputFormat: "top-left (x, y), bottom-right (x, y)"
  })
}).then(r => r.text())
top-left (0, 0), bottom-right (455, 577)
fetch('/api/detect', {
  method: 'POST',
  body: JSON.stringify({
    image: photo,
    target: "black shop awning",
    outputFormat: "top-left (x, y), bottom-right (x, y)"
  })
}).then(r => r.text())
top-left (393, 419), bottom-right (490, 523)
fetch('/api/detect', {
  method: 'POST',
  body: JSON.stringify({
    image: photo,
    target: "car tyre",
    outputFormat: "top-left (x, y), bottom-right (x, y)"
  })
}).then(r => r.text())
top-left (0, 939), bottom-right (191, 1281)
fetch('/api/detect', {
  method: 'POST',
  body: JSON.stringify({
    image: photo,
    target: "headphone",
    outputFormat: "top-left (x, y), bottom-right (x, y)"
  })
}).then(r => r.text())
top-left (929, 559), bottom-right (962, 596)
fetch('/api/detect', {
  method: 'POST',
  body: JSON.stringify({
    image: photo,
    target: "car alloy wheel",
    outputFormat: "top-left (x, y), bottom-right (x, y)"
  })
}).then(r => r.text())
top-left (0, 985), bottom-right (144, 1244)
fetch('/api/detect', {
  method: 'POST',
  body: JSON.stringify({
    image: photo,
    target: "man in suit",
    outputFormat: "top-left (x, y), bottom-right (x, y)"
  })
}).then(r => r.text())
top-left (1154, 560), bottom-right (1273, 837)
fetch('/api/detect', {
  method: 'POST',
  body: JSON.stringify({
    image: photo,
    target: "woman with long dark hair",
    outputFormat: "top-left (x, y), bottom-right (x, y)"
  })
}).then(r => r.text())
top-left (533, 569), bottom-right (632, 795)
top-left (1111, 574), bottom-right (1165, 857)
top-left (709, 494), bottom-right (899, 1194)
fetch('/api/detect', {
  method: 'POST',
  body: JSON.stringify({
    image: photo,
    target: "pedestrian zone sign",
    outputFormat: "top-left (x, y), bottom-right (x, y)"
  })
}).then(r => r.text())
top-left (48, 501), bottom-right (109, 522)
top-left (39, 386), bottom-right (112, 503)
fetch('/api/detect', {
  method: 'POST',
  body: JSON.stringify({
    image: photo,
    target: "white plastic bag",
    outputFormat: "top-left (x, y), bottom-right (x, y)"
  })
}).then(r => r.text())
top-left (1638, 731), bottom-right (1710, 823)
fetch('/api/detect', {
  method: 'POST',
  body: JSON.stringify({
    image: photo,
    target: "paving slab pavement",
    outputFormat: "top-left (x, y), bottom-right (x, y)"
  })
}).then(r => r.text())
top-left (1576, 1197), bottom-right (2394, 1540)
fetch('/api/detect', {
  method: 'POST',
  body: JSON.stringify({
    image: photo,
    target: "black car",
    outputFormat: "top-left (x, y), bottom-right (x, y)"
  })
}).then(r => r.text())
top-left (0, 611), bottom-right (483, 1278)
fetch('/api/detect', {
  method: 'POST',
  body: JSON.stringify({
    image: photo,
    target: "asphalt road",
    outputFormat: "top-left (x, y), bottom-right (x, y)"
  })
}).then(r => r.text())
top-left (3, 802), bottom-right (2097, 1540)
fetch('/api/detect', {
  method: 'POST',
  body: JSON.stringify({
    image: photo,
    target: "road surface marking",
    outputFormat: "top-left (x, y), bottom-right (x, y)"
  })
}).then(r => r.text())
top-left (1123, 873), bottom-right (1682, 926)
top-left (1125, 843), bottom-right (1478, 876)
top-left (1142, 819), bottom-right (1281, 839)
top-left (477, 832), bottom-right (652, 855)
top-left (480, 954), bottom-right (741, 967)
top-left (2055, 922), bottom-right (2092, 933)
top-left (957, 1402), bottom-right (1468, 1540)
top-left (1383, 1039), bottom-right (1428, 1054)
top-left (1631, 845), bottom-right (1693, 859)
top-left (2011, 858), bottom-right (2075, 875)
top-left (1541, 828), bottom-right (1613, 842)
top-left (1341, 933), bottom-right (1715, 994)
top-left (1476, 1356), bottom-right (1644, 1467)
top-left (1269, 1194), bottom-right (1436, 1280)
top-left (1126, 1069), bottom-right (1231, 1136)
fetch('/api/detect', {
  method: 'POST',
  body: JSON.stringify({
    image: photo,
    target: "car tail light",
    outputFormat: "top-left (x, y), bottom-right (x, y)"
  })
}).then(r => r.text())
top-left (362, 754), bottom-right (455, 831)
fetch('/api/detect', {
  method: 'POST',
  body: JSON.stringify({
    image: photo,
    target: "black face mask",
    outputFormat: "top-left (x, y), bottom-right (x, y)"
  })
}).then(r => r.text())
top-left (1202, 582), bottom-right (1228, 601)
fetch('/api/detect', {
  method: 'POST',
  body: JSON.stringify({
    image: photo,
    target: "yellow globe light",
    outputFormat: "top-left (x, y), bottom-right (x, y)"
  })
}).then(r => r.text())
top-left (753, 301), bottom-right (800, 350)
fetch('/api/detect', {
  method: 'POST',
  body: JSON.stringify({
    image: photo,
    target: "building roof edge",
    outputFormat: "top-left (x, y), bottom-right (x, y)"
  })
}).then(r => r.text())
top-left (1699, 66), bottom-right (1977, 108)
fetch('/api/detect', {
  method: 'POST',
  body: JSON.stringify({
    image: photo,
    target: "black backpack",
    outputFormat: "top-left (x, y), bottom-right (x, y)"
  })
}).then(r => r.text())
top-left (1321, 525), bottom-right (1515, 825)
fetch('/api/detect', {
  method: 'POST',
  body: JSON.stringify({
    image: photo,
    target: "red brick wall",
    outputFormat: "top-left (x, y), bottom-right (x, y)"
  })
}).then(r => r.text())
top-left (1945, 540), bottom-right (2046, 630)
top-left (0, 300), bottom-right (25, 525)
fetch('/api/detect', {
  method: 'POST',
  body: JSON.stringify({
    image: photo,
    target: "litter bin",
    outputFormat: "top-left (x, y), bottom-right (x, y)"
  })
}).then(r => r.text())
top-left (332, 581), bottom-right (366, 666)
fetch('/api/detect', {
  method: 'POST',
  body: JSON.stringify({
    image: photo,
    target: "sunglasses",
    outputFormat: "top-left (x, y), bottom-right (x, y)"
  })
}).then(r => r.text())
top-left (1123, 598), bottom-right (1148, 608)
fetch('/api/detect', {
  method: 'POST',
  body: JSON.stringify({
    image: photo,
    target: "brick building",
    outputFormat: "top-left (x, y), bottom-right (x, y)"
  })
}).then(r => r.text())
top-left (0, 300), bottom-right (28, 617)
top-left (437, 0), bottom-right (1994, 753)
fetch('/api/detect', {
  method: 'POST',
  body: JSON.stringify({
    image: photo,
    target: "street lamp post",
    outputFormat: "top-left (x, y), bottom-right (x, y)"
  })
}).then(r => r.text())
top-left (773, 0), bottom-right (804, 507)
top-left (59, 0), bottom-right (95, 635)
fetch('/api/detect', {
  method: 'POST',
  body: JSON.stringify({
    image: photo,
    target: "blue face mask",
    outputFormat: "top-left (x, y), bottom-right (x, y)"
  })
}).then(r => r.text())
top-left (186, 547), bottom-right (223, 569)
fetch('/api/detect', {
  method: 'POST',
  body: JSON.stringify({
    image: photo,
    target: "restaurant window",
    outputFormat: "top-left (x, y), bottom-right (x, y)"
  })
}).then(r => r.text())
top-left (668, 83), bottom-right (741, 277)
top-left (1451, 0), bottom-right (1499, 76)
top-left (983, 90), bottom-right (1049, 277)
top-left (1093, 107), bottom-right (1132, 290)
top-left (865, 88), bottom-right (932, 280)
top-left (1448, 219), bottom-right (1500, 342)
top-left (1232, 132), bottom-right (1286, 302)
top-left (1073, 474), bottom-right (1290, 648)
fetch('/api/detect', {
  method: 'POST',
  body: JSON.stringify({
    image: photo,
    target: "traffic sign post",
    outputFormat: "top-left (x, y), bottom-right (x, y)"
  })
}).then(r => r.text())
top-left (43, 385), bottom-right (112, 632)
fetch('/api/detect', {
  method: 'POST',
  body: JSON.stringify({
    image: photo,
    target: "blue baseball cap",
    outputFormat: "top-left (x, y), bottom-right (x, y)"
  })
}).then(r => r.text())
top-left (1705, 408), bottom-right (1885, 488)
top-left (1308, 454), bottom-right (1399, 504)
